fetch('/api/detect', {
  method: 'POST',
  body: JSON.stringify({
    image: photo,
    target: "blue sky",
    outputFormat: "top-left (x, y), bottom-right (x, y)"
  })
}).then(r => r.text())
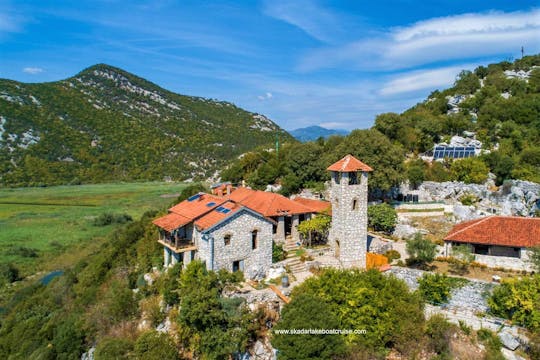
top-left (1, 1), bottom-right (539, 131)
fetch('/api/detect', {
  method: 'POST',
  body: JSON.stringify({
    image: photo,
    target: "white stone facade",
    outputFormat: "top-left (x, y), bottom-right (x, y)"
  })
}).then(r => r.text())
top-left (199, 209), bottom-right (273, 279)
top-left (444, 242), bottom-right (534, 271)
top-left (328, 171), bottom-right (369, 268)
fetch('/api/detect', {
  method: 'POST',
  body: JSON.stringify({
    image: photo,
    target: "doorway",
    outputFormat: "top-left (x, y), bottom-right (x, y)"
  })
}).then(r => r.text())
top-left (335, 239), bottom-right (340, 258)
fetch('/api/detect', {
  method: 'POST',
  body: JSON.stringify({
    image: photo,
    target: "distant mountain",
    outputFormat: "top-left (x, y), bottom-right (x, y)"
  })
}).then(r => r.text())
top-left (0, 64), bottom-right (292, 186)
top-left (290, 125), bottom-right (349, 142)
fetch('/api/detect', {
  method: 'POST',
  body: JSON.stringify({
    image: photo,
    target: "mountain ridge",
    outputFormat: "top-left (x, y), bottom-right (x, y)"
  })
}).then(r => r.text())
top-left (0, 64), bottom-right (293, 186)
top-left (290, 125), bottom-right (349, 142)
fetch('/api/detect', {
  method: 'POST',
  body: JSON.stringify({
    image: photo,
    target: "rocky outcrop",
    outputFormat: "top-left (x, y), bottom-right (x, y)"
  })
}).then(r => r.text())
top-left (417, 180), bottom-right (539, 217)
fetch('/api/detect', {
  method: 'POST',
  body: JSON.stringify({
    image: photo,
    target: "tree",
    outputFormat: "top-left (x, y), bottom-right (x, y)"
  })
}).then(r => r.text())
top-left (406, 233), bottom-right (437, 268)
top-left (488, 275), bottom-right (540, 331)
top-left (286, 269), bottom-right (425, 357)
top-left (94, 338), bottom-right (134, 359)
top-left (367, 203), bottom-right (397, 233)
top-left (450, 158), bottom-right (489, 184)
top-left (406, 160), bottom-right (426, 189)
top-left (454, 70), bottom-right (480, 94)
top-left (271, 293), bottom-right (346, 360)
top-left (297, 215), bottom-right (331, 246)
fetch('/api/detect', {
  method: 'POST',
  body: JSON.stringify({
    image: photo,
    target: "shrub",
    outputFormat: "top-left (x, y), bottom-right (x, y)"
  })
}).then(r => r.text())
top-left (271, 293), bottom-right (346, 360)
top-left (458, 193), bottom-right (479, 206)
top-left (0, 263), bottom-right (20, 284)
top-left (134, 331), bottom-right (179, 360)
top-left (488, 274), bottom-right (540, 331)
top-left (477, 329), bottom-right (504, 360)
top-left (449, 245), bottom-right (475, 275)
top-left (368, 203), bottom-right (397, 233)
top-left (406, 233), bottom-right (437, 268)
top-left (286, 269), bottom-right (425, 355)
top-left (425, 314), bottom-right (455, 358)
top-left (140, 295), bottom-right (165, 327)
top-left (419, 273), bottom-right (453, 305)
top-left (94, 337), bottom-right (134, 359)
top-left (272, 242), bottom-right (286, 262)
top-left (93, 212), bottom-right (133, 226)
top-left (6, 246), bottom-right (38, 258)
top-left (384, 249), bottom-right (401, 262)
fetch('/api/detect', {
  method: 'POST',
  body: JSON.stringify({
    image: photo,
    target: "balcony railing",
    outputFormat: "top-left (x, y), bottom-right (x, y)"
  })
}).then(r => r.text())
top-left (158, 237), bottom-right (196, 253)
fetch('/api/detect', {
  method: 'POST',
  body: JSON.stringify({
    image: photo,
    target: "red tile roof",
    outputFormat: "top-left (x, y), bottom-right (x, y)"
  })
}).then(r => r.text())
top-left (194, 201), bottom-right (242, 230)
top-left (169, 193), bottom-right (225, 219)
top-left (152, 213), bottom-right (191, 232)
top-left (444, 216), bottom-right (540, 248)
top-left (327, 154), bottom-right (373, 172)
top-left (293, 197), bottom-right (331, 214)
top-left (228, 187), bottom-right (314, 217)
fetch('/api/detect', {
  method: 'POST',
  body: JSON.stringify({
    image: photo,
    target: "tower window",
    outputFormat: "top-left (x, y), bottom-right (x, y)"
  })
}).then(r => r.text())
top-left (224, 234), bottom-right (231, 246)
top-left (352, 199), bottom-right (358, 210)
top-left (349, 172), bottom-right (358, 185)
top-left (251, 230), bottom-right (258, 250)
top-left (333, 172), bottom-right (340, 184)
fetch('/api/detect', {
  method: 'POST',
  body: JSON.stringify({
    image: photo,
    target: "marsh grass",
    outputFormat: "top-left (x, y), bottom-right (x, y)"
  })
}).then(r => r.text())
top-left (0, 182), bottom-right (186, 274)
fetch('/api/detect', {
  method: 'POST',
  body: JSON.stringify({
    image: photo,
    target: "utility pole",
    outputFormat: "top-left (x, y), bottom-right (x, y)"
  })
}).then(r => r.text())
top-left (521, 46), bottom-right (524, 59)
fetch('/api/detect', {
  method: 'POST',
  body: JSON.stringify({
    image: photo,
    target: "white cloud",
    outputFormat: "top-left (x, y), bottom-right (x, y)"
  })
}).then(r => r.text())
top-left (0, 10), bottom-right (26, 35)
top-left (299, 8), bottom-right (540, 71)
top-left (379, 65), bottom-right (473, 96)
top-left (257, 92), bottom-right (273, 100)
top-left (23, 67), bottom-right (44, 74)
top-left (262, 0), bottom-right (342, 43)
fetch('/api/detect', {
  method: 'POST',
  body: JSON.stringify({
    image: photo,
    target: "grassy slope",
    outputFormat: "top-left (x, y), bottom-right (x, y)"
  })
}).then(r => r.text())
top-left (0, 182), bottom-right (185, 273)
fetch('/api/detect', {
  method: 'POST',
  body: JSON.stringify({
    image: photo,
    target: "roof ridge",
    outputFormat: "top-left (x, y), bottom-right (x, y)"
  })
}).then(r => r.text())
top-left (446, 216), bottom-right (493, 239)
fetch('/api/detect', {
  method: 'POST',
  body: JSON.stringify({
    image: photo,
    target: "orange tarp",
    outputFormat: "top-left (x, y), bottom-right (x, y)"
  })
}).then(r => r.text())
top-left (366, 252), bottom-right (389, 270)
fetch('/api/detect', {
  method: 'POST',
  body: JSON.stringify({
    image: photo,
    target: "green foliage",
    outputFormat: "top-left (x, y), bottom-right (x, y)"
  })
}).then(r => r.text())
top-left (272, 241), bottom-right (286, 262)
top-left (454, 70), bottom-right (481, 94)
top-left (488, 274), bottom-right (540, 331)
top-left (94, 337), bottom-right (134, 359)
top-left (297, 215), bottom-right (331, 246)
top-left (367, 203), bottom-right (397, 233)
top-left (0, 64), bottom-right (291, 187)
top-left (418, 273), bottom-right (468, 305)
top-left (458, 193), bottom-right (479, 206)
top-left (177, 261), bottom-right (254, 359)
top-left (425, 314), bottom-right (455, 359)
top-left (271, 293), bottom-right (346, 360)
top-left (134, 331), bottom-right (179, 360)
top-left (0, 263), bottom-right (20, 284)
top-left (160, 263), bottom-right (182, 306)
top-left (406, 234), bottom-right (437, 268)
top-left (476, 329), bottom-right (504, 360)
top-left (450, 158), bottom-right (489, 184)
top-left (93, 212), bottom-right (133, 226)
top-left (449, 245), bottom-right (475, 275)
top-left (287, 269), bottom-right (425, 356)
top-left (384, 249), bottom-right (401, 262)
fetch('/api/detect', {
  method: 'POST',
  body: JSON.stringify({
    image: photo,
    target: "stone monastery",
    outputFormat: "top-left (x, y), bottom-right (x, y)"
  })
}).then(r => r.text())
top-left (153, 154), bottom-right (372, 278)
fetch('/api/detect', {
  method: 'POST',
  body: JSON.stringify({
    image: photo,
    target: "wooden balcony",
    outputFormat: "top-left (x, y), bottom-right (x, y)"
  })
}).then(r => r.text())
top-left (158, 237), bottom-right (197, 253)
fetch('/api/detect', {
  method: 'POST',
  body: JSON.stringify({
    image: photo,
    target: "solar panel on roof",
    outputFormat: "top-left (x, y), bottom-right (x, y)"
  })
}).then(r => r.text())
top-left (433, 146), bottom-right (477, 160)
top-left (206, 202), bottom-right (216, 207)
top-left (187, 194), bottom-right (201, 202)
top-left (216, 206), bottom-right (230, 213)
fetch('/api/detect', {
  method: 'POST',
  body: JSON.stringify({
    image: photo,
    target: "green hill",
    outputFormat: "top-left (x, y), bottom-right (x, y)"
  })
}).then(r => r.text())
top-left (0, 64), bottom-right (291, 186)
top-left (222, 55), bottom-right (540, 193)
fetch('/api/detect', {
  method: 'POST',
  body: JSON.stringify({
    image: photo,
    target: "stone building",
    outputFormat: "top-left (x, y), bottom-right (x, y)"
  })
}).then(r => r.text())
top-left (444, 216), bottom-right (540, 271)
top-left (153, 189), bottom-right (328, 278)
top-left (327, 154), bottom-right (373, 268)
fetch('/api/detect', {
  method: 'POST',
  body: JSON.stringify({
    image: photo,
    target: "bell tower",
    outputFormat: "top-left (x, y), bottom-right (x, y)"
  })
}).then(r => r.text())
top-left (327, 154), bottom-right (372, 268)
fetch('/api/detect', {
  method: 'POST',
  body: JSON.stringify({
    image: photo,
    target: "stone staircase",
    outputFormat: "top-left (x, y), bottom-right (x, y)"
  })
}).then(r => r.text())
top-left (283, 235), bottom-right (300, 253)
top-left (286, 257), bottom-right (306, 273)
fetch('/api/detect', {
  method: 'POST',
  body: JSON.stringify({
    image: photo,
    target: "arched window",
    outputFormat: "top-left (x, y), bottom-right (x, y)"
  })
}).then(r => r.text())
top-left (352, 199), bottom-right (358, 210)
top-left (224, 234), bottom-right (231, 246)
top-left (251, 230), bottom-right (258, 250)
top-left (334, 198), bottom-right (339, 209)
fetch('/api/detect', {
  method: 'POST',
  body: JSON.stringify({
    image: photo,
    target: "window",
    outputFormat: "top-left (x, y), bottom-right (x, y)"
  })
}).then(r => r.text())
top-left (349, 172), bottom-right (358, 185)
top-left (352, 199), bottom-right (358, 210)
top-left (251, 230), bottom-right (258, 250)
top-left (333, 172), bottom-right (340, 184)
top-left (224, 234), bottom-right (231, 246)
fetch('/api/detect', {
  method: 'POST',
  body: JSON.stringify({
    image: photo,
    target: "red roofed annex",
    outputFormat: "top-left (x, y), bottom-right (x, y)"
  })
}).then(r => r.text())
top-left (444, 216), bottom-right (540, 271)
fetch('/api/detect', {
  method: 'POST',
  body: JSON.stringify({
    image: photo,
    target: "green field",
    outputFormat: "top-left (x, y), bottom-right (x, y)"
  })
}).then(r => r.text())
top-left (0, 182), bottom-right (186, 273)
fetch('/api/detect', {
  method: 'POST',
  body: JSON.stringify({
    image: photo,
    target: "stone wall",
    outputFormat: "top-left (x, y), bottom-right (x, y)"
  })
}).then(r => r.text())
top-left (199, 209), bottom-right (273, 279)
top-left (474, 253), bottom-right (533, 272)
top-left (328, 171), bottom-right (368, 268)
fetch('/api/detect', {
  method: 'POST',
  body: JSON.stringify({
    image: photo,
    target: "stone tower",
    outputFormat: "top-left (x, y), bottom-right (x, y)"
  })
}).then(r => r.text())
top-left (327, 154), bottom-right (373, 268)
